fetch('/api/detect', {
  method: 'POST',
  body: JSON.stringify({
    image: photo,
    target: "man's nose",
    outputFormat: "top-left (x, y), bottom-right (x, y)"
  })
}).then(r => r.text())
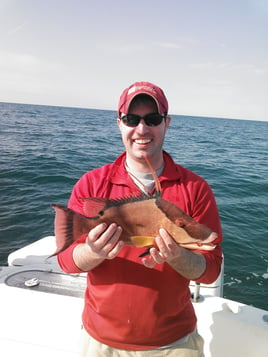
top-left (135, 119), bottom-right (148, 133)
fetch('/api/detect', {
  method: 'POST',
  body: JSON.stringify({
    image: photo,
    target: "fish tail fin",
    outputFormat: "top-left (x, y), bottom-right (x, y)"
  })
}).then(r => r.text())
top-left (51, 204), bottom-right (86, 256)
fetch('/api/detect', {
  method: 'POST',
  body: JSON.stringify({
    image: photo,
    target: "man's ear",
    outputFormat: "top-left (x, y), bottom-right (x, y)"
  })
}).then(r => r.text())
top-left (165, 115), bottom-right (171, 130)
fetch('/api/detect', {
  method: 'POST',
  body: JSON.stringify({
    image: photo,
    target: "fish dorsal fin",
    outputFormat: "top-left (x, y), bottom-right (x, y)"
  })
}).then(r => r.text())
top-left (80, 197), bottom-right (109, 217)
top-left (80, 194), bottom-right (153, 217)
top-left (143, 156), bottom-right (162, 195)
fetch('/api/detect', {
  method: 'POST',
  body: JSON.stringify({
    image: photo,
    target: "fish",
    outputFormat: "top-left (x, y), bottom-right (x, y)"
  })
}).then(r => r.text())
top-left (51, 157), bottom-right (217, 256)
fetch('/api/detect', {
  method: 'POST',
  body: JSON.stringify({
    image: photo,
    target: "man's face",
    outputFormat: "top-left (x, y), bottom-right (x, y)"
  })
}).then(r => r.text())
top-left (117, 102), bottom-right (170, 169)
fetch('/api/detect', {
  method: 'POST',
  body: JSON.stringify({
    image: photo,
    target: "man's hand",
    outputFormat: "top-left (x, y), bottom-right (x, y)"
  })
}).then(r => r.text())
top-left (73, 223), bottom-right (124, 271)
top-left (86, 223), bottom-right (124, 260)
top-left (142, 228), bottom-right (207, 280)
top-left (141, 228), bottom-right (183, 268)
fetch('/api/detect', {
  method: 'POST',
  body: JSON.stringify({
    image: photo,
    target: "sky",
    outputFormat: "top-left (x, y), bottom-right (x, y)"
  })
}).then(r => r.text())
top-left (0, 0), bottom-right (267, 121)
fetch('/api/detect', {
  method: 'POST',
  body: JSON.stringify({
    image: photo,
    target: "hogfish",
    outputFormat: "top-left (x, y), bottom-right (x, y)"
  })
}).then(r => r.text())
top-left (52, 157), bottom-right (217, 256)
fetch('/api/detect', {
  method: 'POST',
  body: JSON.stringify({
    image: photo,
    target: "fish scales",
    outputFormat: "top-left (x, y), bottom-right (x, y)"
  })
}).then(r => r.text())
top-left (52, 194), bottom-right (217, 256)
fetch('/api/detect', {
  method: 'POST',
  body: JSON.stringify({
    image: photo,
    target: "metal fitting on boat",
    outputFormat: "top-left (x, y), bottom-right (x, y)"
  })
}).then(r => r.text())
top-left (24, 277), bottom-right (40, 287)
top-left (192, 282), bottom-right (202, 303)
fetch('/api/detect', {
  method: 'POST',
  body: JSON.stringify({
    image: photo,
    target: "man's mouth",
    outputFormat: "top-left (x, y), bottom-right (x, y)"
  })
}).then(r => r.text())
top-left (133, 138), bottom-right (152, 145)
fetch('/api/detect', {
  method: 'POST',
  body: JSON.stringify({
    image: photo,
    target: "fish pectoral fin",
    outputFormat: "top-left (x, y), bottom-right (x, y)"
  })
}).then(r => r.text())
top-left (80, 197), bottom-right (109, 217)
top-left (130, 236), bottom-right (155, 248)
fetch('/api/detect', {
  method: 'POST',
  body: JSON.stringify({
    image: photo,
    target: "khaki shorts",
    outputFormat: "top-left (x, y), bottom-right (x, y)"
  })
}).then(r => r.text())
top-left (79, 327), bottom-right (204, 357)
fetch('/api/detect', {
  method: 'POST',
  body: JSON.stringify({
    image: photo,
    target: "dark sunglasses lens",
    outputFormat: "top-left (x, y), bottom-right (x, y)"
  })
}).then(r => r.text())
top-left (122, 114), bottom-right (140, 127)
top-left (144, 114), bottom-right (164, 126)
top-left (121, 113), bottom-right (164, 127)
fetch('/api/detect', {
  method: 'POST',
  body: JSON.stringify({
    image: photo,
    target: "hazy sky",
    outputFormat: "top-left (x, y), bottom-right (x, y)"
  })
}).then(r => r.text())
top-left (0, 0), bottom-right (267, 120)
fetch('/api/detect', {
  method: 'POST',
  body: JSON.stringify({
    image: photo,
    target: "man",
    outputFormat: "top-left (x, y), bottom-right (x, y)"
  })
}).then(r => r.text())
top-left (58, 81), bottom-right (223, 356)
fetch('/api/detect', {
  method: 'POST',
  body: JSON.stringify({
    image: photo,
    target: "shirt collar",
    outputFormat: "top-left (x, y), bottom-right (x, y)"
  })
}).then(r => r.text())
top-left (109, 151), bottom-right (181, 185)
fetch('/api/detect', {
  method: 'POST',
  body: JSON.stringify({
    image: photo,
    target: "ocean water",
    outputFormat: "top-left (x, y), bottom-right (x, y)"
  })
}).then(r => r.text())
top-left (0, 102), bottom-right (267, 310)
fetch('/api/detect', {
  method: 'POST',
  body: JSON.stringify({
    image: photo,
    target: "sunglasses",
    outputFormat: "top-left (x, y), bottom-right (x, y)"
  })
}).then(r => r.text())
top-left (120, 113), bottom-right (166, 127)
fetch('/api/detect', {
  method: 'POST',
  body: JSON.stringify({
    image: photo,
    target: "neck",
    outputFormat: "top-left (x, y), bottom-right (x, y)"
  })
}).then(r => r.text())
top-left (125, 152), bottom-right (164, 173)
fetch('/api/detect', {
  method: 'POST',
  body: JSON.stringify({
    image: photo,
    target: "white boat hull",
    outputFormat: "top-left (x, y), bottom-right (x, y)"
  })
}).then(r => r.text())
top-left (0, 237), bottom-right (267, 356)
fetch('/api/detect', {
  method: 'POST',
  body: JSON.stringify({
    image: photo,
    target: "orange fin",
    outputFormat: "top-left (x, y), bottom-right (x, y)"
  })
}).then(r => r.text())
top-left (143, 156), bottom-right (162, 194)
top-left (130, 236), bottom-right (154, 247)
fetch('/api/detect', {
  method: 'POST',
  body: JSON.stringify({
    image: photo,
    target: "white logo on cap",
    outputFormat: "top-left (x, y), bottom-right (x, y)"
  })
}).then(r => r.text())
top-left (128, 85), bottom-right (157, 96)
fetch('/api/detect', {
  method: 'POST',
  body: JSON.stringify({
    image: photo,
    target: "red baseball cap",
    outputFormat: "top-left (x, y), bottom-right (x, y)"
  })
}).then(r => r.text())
top-left (118, 81), bottom-right (169, 117)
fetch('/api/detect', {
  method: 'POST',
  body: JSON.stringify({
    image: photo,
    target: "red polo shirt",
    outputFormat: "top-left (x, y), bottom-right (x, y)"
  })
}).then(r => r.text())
top-left (58, 151), bottom-right (223, 350)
